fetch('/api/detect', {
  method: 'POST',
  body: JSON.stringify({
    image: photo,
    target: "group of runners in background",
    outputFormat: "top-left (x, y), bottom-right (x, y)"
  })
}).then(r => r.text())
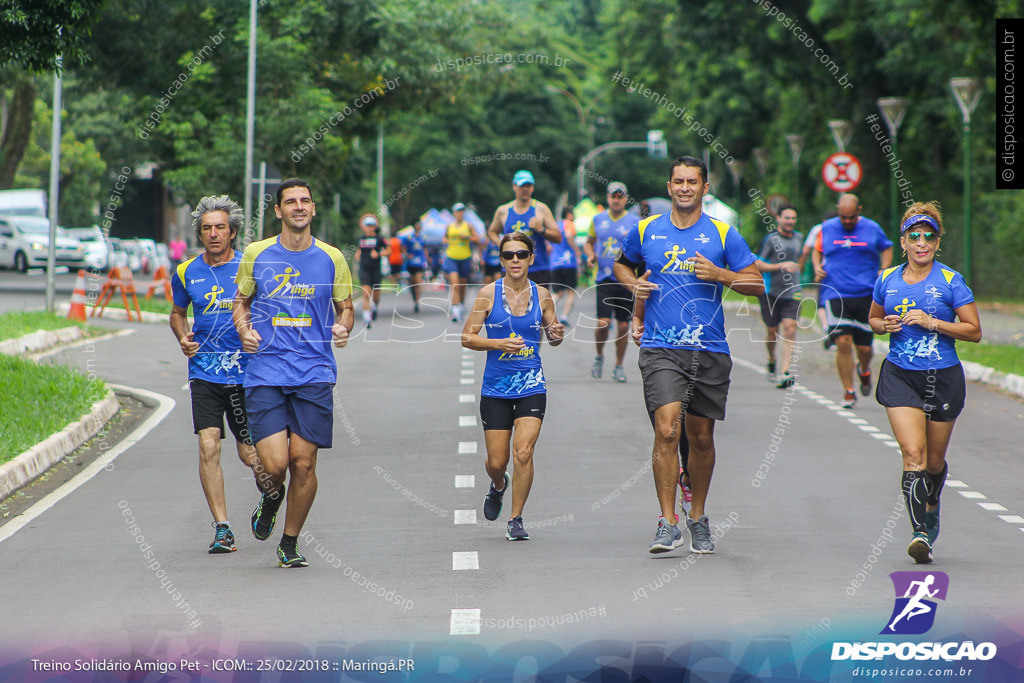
top-left (169, 156), bottom-right (981, 568)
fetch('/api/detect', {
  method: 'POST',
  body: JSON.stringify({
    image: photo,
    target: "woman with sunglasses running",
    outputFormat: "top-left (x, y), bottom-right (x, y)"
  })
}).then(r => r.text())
top-left (869, 202), bottom-right (981, 564)
top-left (462, 233), bottom-right (564, 541)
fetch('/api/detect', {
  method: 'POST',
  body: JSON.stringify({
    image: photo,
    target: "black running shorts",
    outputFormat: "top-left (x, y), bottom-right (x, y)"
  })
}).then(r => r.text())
top-left (190, 379), bottom-right (252, 444)
top-left (479, 393), bottom-right (547, 431)
top-left (875, 358), bottom-right (966, 422)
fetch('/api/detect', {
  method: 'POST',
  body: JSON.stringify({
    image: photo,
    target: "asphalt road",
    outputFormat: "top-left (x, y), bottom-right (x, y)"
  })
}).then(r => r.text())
top-left (1, 284), bottom-right (1023, 680)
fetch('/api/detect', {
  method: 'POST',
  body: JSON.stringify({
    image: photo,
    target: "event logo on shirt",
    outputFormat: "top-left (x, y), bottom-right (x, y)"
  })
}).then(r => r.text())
top-left (925, 285), bottom-right (943, 300)
top-left (601, 237), bottom-right (618, 257)
top-left (497, 332), bottom-right (536, 361)
top-left (661, 245), bottom-right (694, 273)
top-left (695, 232), bottom-right (711, 244)
top-left (834, 235), bottom-right (868, 248)
top-left (202, 285), bottom-right (234, 314)
top-left (268, 267), bottom-right (316, 298)
top-left (894, 298), bottom-right (916, 316)
top-left (510, 220), bottom-right (526, 232)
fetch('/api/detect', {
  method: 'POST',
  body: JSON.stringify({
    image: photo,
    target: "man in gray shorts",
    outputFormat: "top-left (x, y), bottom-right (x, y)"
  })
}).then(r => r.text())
top-left (614, 155), bottom-right (763, 555)
top-left (755, 202), bottom-right (804, 388)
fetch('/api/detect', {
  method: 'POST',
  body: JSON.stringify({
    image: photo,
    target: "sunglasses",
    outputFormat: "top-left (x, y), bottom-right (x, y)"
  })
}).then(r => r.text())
top-left (501, 249), bottom-right (531, 261)
top-left (906, 231), bottom-right (939, 243)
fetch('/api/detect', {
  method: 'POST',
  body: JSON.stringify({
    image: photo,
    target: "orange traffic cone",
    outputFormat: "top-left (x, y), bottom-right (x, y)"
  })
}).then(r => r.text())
top-left (67, 269), bottom-right (89, 322)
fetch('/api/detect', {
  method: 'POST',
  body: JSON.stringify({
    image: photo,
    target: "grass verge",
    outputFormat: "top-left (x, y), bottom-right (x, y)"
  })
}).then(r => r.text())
top-left (957, 342), bottom-right (1024, 377)
top-left (0, 354), bottom-right (108, 463)
top-left (0, 311), bottom-right (102, 342)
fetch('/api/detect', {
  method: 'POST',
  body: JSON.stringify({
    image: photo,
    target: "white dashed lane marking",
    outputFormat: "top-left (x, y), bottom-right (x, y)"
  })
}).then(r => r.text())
top-left (452, 552), bottom-right (479, 570)
top-left (450, 609), bottom-right (481, 635)
top-left (458, 441), bottom-right (478, 454)
top-left (459, 394), bottom-right (475, 403)
top-left (455, 475), bottom-right (475, 488)
top-left (459, 415), bottom-right (477, 428)
top-left (454, 510), bottom-right (477, 524)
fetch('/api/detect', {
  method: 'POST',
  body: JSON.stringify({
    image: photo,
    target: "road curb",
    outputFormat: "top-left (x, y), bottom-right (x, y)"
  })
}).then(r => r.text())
top-left (56, 301), bottom-right (166, 324)
top-left (0, 326), bottom-right (82, 355)
top-left (0, 389), bottom-right (120, 500)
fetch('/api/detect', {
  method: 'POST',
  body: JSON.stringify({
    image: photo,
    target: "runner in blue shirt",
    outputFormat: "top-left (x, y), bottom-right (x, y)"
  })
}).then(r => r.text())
top-left (233, 179), bottom-right (354, 568)
top-left (400, 219), bottom-right (428, 313)
top-left (481, 239), bottom-right (502, 285)
top-left (869, 202), bottom-right (981, 564)
top-left (614, 155), bottom-right (762, 556)
top-left (487, 170), bottom-right (562, 290)
top-left (812, 194), bottom-right (893, 407)
top-left (548, 207), bottom-right (581, 326)
top-left (584, 181), bottom-right (640, 382)
top-left (462, 232), bottom-right (564, 541)
top-left (170, 195), bottom-right (259, 554)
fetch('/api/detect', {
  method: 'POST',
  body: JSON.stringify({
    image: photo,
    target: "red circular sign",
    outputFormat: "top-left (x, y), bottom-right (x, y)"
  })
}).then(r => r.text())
top-left (822, 152), bottom-right (862, 192)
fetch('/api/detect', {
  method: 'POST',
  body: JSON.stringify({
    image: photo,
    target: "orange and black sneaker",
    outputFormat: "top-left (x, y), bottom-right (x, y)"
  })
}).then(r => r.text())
top-left (841, 389), bottom-right (857, 409)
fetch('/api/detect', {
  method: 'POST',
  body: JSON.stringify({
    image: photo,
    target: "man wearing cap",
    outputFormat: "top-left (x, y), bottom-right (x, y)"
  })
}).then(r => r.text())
top-left (445, 202), bottom-right (480, 322)
top-left (812, 193), bottom-right (892, 408)
top-left (487, 170), bottom-right (561, 289)
top-left (357, 213), bottom-right (389, 328)
top-left (584, 181), bottom-right (639, 382)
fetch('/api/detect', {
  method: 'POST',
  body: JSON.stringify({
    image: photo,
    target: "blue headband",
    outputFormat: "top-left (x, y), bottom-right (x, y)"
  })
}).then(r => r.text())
top-left (900, 214), bottom-right (939, 234)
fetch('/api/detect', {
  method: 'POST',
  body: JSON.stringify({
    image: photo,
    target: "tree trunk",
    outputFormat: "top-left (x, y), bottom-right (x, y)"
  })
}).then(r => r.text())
top-left (0, 74), bottom-right (36, 190)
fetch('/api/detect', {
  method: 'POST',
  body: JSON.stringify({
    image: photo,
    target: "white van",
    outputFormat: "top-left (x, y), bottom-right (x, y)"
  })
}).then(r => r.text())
top-left (0, 189), bottom-right (48, 218)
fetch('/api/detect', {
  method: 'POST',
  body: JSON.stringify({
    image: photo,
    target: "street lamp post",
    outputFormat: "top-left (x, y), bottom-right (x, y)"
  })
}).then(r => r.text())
top-left (950, 77), bottom-right (982, 284)
top-left (828, 119), bottom-right (853, 153)
top-left (876, 97), bottom-right (909, 240)
top-left (784, 134), bottom-right (804, 200)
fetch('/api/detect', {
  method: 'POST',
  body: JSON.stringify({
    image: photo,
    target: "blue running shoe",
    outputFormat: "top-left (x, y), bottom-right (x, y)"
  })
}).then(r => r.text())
top-left (208, 523), bottom-right (236, 554)
top-left (251, 484), bottom-right (285, 541)
top-left (276, 544), bottom-right (308, 568)
top-left (908, 532), bottom-right (933, 564)
top-left (483, 472), bottom-right (510, 521)
top-left (506, 516), bottom-right (530, 541)
top-left (926, 506), bottom-right (940, 545)
top-left (649, 516), bottom-right (684, 554)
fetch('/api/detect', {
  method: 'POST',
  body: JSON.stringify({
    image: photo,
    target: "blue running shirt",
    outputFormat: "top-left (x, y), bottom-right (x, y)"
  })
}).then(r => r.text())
top-left (873, 262), bottom-right (974, 371)
top-left (590, 211), bottom-right (639, 283)
top-left (504, 201), bottom-right (549, 271)
top-left (483, 241), bottom-right (501, 268)
top-left (817, 216), bottom-right (892, 301)
top-left (171, 252), bottom-right (247, 383)
top-left (619, 213), bottom-right (756, 354)
top-left (235, 236), bottom-right (353, 386)
top-left (480, 279), bottom-right (546, 399)
top-left (549, 220), bottom-right (578, 270)
top-left (401, 232), bottom-right (427, 269)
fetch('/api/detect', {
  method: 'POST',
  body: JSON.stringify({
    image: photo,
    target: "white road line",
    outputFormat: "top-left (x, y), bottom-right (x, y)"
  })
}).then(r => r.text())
top-left (959, 491), bottom-right (987, 499)
top-left (946, 480), bottom-right (968, 488)
top-left (883, 441), bottom-right (901, 448)
top-left (460, 378), bottom-right (474, 385)
top-left (0, 384), bottom-right (176, 545)
top-left (459, 415), bottom-right (477, 428)
top-left (846, 418), bottom-right (869, 425)
top-left (458, 441), bottom-right (478, 454)
top-left (998, 515), bottom-right (1024, 524)
top-left (979, 503), bottom-right (1008, 512)
top-left (857, 425), bottom-right (881, 432)
top-left (459, 394), bottom-right (475, 403)
top-left (869, 432), bottom-right (891, 441)
top-left (460, 369), bottom-right (474, 376)
top-left (454, 510), bottom-right (477, 525)
top-left (461, 360), bottom-right (474, 367)
top-left (455, 475), bottom-right (475, 488)
top-left (452, 551), bottom-right (479, 570)
top-left (450, 609), bottom-right (481, 635)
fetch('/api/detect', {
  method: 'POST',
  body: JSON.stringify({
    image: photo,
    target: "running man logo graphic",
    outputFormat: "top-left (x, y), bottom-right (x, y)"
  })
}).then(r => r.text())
top-left (661, 245), bottom-right (688, 272)
top-left (601, 236), bottom-right (618, 257)
top-left (894, 297), bottom-right (916, 317)
top-left (269, 267), bottom-right (301, 297)
top-left (881, 571), bottom-right (949, 635)
top-left (203, 285), bottom-right (225, 314)
top-left (510, 220), bottom-right (526, 232)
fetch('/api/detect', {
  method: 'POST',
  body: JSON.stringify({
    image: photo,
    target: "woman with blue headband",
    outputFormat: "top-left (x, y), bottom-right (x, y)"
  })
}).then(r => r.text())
top-left (869, 202), bottom-right (982, 564)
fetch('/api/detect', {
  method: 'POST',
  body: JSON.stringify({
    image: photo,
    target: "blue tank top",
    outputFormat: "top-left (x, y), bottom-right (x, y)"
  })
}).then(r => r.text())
top-left (483, 241), bottom-right (501, 267)
top-left (549, 220), bottom-right (577, 270)
top-left (480, 279), bottom-right (546, 398)
top-left (504, 201), bottom-right (549, 270)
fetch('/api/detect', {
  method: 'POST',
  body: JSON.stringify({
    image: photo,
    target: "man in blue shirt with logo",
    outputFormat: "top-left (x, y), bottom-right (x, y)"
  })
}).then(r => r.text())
top-left (233, 179), bottom-right (354, 568)
top-left (614, 156), bottom-right (762, 555)
top-left (487, 170), bottom-right (562, 289)
top-left (170, 195), bottom-right (259, 555)
top-left (812, 194), bottom-right (893, 408)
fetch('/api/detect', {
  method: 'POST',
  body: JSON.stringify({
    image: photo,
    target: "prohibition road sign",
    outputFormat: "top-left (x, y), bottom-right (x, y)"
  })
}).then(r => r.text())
top-left (822, 152), bottom-right (862, 192)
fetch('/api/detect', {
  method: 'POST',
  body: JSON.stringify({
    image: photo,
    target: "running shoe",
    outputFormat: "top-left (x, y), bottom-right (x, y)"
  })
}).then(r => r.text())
top-left (925, 505), bottom-right (940, 545)
top-left (483, 472), bottom-right (510, 521)
top-left (649, 516), bottom-right (684, 554)
top-left (414, 303), bottom-right (420, 313)
top-left (857, 363), bottom-right (872, 396)
top-left (506, 516), bottom-right (530, 541)
top-left (276, 544), bottom-right (309, 568)
top-left (907, 532), bottom-right (933, 564)
top-left (251, 484), bottom-right (285, 541)
top-left (208, 523), bottom-right (236, 554)
top-left (766, 360), bottom-right (776, 383)
top-left (678, 468), bottom-right (692, 516)
top-left (823, 334), bottom-right (835, 350)
top-left (591, 355), bottom-right (604, 379)
top-left (372, 306), bottom-right (378, 321)
top-left (686, 514), bottom-right (715, 553)
top-left (612, 365), bottom-right (627, 383)
top-left (841, 390), bottom-right (857, 409)
top-left (776, 372), bottom-right (795, 388)
top-left (559, 317), bottom-right (570, 328)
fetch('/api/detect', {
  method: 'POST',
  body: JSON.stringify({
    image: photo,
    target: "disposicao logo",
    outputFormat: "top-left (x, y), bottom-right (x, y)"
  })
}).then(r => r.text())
top-left (831, 571), bottom-right (997, 662)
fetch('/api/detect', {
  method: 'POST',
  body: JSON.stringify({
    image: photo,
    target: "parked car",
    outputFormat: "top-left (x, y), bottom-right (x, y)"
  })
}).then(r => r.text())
top-left (0, 188), bottom-right (47, 219)
top-left (123, 239), bottom-right (143, 272)
top-left (68, 226), bottom-right (110, 271)
top-left (135, 238), bottom-right (158, 274)
top-left (0, 216), bottom-right (86, 272)
top-left (107, 237), bottom-right (129, 271)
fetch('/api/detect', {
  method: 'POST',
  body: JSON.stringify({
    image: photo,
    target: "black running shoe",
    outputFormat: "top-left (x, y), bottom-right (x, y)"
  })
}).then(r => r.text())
top-left (251, 484), bottom-right (285, 541)
top-left (277, 544), bottom-right (309, 568)
top-left (857, 363), bottom-right (872, 396)
top-left (483, 472), bottom-right (510, 521)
